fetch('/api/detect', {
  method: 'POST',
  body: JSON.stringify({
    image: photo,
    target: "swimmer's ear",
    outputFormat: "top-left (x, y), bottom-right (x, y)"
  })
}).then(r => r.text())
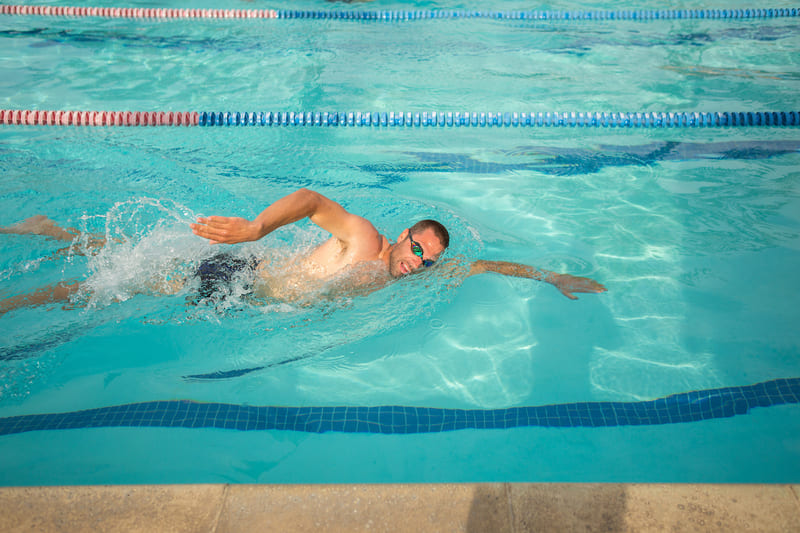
top-left (397, 228), bottom-right (409, 242)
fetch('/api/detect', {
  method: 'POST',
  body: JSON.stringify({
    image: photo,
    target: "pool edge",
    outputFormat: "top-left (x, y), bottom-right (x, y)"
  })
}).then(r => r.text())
top-left (0, 483), bottom-right (798, 532)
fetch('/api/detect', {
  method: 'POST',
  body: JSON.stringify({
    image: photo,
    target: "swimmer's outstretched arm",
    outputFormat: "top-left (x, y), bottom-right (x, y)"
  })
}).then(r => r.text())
top-left (0, 281), bottom-right (82, 317)
top-left (190, 188), bottom-right (375, 246)
top-left (0, 215), bottom-right (77, 241)
top-left (0, 215), bottom-right (109, 256)
top-left (467, 260), bottom-right (607, 300)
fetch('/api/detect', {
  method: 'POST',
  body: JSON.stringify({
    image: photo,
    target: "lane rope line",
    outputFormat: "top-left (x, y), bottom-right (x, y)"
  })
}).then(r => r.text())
top-left (2, 109), bottom-right (799, 128)
top-left (1, 5), bottom-right (798, 21)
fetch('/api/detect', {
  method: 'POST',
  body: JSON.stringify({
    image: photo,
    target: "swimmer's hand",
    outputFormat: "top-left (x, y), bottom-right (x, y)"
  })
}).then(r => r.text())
top-left (545, 272), bottom-right (607, 300)
top-left (190, 216), bottom-right (263, 245)
top-left (468, 260), bottom-right (606, 300)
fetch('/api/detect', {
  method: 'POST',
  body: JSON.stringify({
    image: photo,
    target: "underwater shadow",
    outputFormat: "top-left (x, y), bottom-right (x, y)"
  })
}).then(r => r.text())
top-left (362, 140), bottom-right (800, 179)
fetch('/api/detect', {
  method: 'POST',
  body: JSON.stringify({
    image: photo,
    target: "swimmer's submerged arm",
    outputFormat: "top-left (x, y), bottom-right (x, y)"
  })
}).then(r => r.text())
top-left (467, 260), bottom-right (607, 300)
top-left (0, 280), bottom-right (82, 317)
top-left (191, 188), bottom-right (375, 246)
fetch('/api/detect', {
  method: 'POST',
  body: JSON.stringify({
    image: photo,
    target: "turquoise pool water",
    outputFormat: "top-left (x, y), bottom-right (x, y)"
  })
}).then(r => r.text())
top-left (0, 0), bottom-right (799, 484)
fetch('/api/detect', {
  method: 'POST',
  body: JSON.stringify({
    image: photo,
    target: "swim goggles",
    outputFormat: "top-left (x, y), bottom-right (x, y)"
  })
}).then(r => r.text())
top-left (409, 234), bottom-right (435, 268)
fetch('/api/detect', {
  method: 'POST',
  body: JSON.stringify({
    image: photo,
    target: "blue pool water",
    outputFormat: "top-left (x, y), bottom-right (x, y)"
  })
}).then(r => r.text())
top-left (0, 0), bottom-right (799, 484)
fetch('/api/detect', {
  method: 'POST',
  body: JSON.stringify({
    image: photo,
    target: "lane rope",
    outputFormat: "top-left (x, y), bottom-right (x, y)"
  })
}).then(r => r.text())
top-left (0, 5), bottom-right (798, 21)
top-left (0, 5), bottom-right (279, 19)
top-left (0, 109), bottom-right (198, 126)
top-left (2, 109), bottom-right (799, 128)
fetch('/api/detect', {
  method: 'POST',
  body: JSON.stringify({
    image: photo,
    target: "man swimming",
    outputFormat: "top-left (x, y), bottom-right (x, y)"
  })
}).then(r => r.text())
top-left (0, 188), bottom-right (606, 315)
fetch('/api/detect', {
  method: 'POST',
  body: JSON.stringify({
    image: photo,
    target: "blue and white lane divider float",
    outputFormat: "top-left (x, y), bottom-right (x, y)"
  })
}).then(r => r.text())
top-left (3, 109), bottom-right (799, 128)
top-left (1, 5), bottom-right (798, 22)
top-left (197, 111), bottom-right (800, 128)
top-left (271, 7), bottom-right (800, 21)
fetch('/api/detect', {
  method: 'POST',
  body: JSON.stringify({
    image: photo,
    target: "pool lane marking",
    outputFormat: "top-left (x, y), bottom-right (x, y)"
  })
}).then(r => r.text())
top-left (0, 5), bottom-right (798, 21)
top-left (0, 5), bottom-right (279, 19)
top-left (0, 110), bottom-right (199, 127)
top-left (0, 377), bottom-right (798, 435)
top-left (2, 110), bottom-right (799, 128)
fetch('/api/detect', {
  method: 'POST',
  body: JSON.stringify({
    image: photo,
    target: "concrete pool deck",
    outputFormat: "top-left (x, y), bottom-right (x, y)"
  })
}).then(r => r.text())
top-left (0, 484), bottom-right (798, 532)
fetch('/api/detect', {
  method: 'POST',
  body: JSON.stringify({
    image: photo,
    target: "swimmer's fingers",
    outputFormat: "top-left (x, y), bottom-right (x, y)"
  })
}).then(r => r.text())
top-left (571, 277), bottom-right (607, 294)
top-left (191, 216), bottom-right (260, 244)
top-left (556, 287), bottom-right (580, 300)
top-left (191, 216), bottom-right (240, 244)
top-left (549, 273), bottom-right (608, 300)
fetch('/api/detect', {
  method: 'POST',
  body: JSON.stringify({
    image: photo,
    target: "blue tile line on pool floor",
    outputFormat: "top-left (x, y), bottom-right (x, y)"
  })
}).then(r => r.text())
top-left (0, 377), bottom-right (798, 436)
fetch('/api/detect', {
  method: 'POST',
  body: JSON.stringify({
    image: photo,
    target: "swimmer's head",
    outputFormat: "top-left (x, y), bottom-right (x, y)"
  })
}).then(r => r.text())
top-left (409, 219), bottom-right (450, 250)
top-left (387, 220), bottom-right (449, 277)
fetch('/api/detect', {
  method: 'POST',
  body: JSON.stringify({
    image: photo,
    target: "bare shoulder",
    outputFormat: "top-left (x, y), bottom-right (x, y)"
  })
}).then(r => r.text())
top-left (344, 213), bottom-right (380, 236)
top-left (340, 214), bottom-right (384, 254)
top-left (308, 192), bottom-right (375, 237)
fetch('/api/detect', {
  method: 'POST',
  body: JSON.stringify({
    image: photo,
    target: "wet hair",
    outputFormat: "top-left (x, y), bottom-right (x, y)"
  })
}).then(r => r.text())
top-left (409, 219), bottom-right (450, 250)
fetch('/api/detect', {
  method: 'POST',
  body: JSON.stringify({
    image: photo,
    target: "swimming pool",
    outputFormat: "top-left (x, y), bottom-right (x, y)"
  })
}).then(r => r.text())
top-left (0, 0), bottom-right (799, 485)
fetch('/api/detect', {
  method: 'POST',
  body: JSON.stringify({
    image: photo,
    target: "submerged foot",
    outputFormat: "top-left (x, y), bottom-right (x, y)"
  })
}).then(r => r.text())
top-left (0, 215), bottom-right (77, 241)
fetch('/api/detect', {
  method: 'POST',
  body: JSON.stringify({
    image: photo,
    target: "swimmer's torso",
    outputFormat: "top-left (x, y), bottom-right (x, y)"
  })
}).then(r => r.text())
top-left (253, 234), bottom-right (391, 301)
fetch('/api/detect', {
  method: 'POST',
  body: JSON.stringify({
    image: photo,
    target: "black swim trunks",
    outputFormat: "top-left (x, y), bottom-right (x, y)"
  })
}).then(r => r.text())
top-left (194, 253), bottom-right (260, 302)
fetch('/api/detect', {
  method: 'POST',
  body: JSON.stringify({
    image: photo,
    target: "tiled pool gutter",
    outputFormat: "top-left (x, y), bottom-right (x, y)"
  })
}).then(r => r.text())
top-left (1, 484), bottom-right (798, 532)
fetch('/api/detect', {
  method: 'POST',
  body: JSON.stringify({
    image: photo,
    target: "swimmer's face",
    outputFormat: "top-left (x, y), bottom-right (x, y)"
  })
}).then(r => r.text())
top-left (388, 227), bottom-right (445, 277)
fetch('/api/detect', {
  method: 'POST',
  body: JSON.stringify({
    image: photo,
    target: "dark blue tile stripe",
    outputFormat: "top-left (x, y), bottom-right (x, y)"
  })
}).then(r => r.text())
top-left (1, 378), bottom-right (798, 436)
